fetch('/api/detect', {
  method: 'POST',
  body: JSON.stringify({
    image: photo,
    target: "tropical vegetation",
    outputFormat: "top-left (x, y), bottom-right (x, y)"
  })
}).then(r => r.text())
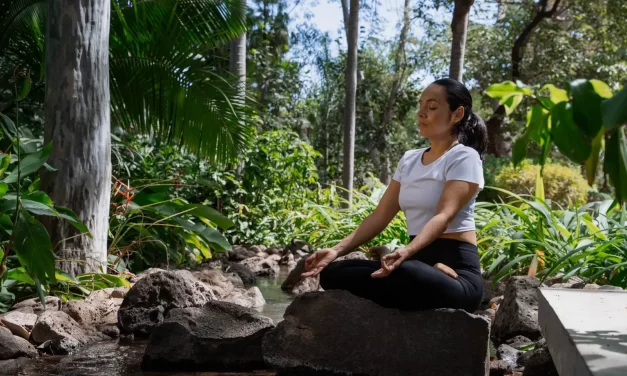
top-left (1, 0), bottom-right (627, 313)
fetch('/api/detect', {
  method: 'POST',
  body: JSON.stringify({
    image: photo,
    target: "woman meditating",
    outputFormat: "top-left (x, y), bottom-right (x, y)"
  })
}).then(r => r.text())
top-left (302, 78), bottom-right (487, 313)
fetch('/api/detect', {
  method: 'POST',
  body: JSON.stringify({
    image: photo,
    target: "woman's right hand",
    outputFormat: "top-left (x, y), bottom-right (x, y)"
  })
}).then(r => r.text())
top-left (301, 248), bottom-right (338, 278)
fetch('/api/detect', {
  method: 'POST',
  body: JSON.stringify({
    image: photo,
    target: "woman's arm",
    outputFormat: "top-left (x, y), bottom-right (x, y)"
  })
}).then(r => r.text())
top-left (404, 179), bottom-right (478, 256)
top-left (332, 180), bottom-right (401, 257)
top-left (372, 179), bottom-right (478, 277)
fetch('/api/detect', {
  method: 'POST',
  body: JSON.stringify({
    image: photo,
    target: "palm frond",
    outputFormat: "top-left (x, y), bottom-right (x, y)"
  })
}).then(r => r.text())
top-left (110, 0), bottom-right (255, 164)
top-left (0, 0), bottom-right (46, 86)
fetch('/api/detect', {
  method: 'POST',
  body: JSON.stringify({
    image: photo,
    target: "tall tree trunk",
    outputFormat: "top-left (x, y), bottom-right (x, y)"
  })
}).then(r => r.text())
top-left (230, 0), bottom-right (247, 175)
top-left (341, 0), bottom-right (359, 206)
top-left (377, 0), bottom-right (411, 184)
top-left (486, 0), bottom-right (561, 157)
top-left (41, 0), bottom-right (111, 276)
top-left (449, 0), bottom-right (474, 81)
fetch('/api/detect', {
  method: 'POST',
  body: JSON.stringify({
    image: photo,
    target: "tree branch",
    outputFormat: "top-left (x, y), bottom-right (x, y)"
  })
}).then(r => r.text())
top-left (511, 0), bottom-right (562, 80)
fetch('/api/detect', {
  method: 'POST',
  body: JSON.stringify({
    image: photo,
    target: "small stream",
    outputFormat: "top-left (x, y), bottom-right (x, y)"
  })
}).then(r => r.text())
top-left (15, 268), bottom-right (295, 376)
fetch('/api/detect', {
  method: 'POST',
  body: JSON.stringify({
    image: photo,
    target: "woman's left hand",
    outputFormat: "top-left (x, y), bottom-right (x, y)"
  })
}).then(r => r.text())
top-left (371, 248), bottom-right (411, 278)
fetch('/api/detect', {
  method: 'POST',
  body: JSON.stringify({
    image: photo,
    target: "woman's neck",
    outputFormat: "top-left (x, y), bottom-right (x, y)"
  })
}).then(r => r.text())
top-left (428, 137), bottom-right (458, 156)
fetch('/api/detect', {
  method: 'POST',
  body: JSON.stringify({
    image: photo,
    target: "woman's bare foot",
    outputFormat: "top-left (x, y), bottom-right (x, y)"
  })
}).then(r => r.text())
top-left (434, 263), bottom-right (458, 279)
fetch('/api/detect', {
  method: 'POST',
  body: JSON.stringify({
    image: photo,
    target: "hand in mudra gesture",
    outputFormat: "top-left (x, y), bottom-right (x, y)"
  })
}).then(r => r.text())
top-left (370, 248), bottom-right (459, 279)
top-left (301, 248), bottom-right (338, 278)
top-left (371, 248), bottom-right (410, 278)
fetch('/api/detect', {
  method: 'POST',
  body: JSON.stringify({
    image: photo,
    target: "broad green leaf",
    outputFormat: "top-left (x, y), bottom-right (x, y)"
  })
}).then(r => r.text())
top-left (0, 154), bottom-right (11, 177)
top-left (602, 86), bottom-right (627, 129)
top-left (0, 214), bottom-right (12, 234)
top-left (172, 217), bottom-right (231, 251)
top-left (6, 267), bottom-right (35, 285)
top-left (485, 81), bottom-right (532, 99)
top-left (78, 273), bottom-right (130, 289)
top-left (15, 71), bottom-right (32, 101)
top-left (185, 204), bottom-right (234, 230)
top-left (13, 210), bottom-right (56, 285)
top-left (513, 106), bottom-right (549, 166)
top-left (182, 232), bottom-right (212, 259)
top-left (585, 129), bottom-right (604, 185)
top-left (0, 182), bottom-right (7, 199)
top-left (589, 80), bottom-right (613, 99)
top-left (551, 102), bottom-right (592, 163)
top-left (0, 114), bottom-right (17, 137)
top-left (23, 191), bottom-right (53, 206)
top-left (55, 206), bottom-right (92, 236)
top-left (4, 142), bottom-right (53, 184)
top-left (526, 106), bottom-right (549, 143)
top-left (570, 79), bottom-right (604, 139)
top-left (20, 199), bottom-right (58, 217)
top-left (27, 178), bottom-right (40, 193)
top-left (512, 133), bottom-right (530, 167)
top-left (500, 93), bottom-right (524, 116)
top-left (55, 269), bottom-right (78, 283)
top-left (604, 130), bottom-right (627, 203)
top-left (132, 192), bottom-right (169, 206)
top-left (540, 84), bottom-right (568, 108)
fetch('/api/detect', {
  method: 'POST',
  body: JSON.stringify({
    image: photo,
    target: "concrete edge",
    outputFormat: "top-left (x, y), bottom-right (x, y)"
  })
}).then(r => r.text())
top-left (537, 288), bottom-right (593, 376)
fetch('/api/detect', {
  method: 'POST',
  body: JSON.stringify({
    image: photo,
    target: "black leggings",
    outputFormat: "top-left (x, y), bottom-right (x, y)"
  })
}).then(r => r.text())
top-left (319, 238), bottom-right (483, 312)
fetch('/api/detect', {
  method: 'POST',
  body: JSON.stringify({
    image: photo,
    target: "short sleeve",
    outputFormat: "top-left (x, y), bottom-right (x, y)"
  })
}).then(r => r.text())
top-left (392, 153), bottom-right (406, 182)
top-left (445, 147), bottom-right (484, 189)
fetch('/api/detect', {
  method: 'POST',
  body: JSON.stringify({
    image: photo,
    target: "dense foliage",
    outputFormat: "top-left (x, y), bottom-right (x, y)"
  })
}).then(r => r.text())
top-left (2, 0), bottom-right (627, 308)
top-left (495, 161), bottom-right (590, 208)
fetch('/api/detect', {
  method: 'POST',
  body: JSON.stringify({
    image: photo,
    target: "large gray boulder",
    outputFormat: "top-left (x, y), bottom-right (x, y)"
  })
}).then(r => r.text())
top-left (263, 290), bottom-right (490, 376)
top-left (239, 256), bottom-right (280, 277)
top-left (492, 277), bottom-right (543, 344)
top-left (223, 287), bottom-right (266, 310)
top-left (31, 311), bottom-right (104, 354)
top-left (280, 252), bottom-right (370, 295)
top-left (10, 296), bottom-right (61, 314)
top-left (280, 258), bottom-right (320, 295)
top-left (141, 301), bottom-right (274, 371)
top-left (522, 340), bottom-right (558, 376)
top-left (118, 271), bottom-right (214, 336)
top-left (0, 327), bottom-right (38, 359)
top-left (0, 311), bottom-right (37, 339)
top-left (223, 261), bottom-right (256, 287)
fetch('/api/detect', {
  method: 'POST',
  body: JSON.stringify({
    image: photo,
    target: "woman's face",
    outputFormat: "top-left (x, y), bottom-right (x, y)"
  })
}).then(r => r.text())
top-left (417, 84), bottom-right (463, 140)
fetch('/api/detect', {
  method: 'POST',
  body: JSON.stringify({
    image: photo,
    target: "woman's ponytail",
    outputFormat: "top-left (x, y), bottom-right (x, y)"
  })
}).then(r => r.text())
top-left (457, 110), bottom-right (488, 159)
top-left (433, 78), bottom-right (489, 159)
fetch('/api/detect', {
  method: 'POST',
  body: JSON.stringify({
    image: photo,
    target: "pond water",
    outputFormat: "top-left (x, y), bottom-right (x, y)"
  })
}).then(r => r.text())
top-left (15, 267), bottom-right (295, 376)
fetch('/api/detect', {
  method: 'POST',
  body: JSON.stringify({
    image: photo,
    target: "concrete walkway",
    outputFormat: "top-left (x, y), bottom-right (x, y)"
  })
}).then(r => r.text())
top-left (538, 288), bottom-right (627, 376)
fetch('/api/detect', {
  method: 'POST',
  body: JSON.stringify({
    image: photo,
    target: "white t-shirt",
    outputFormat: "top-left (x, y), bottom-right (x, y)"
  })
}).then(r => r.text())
top-left (392, 144), bottom-right (484, 236)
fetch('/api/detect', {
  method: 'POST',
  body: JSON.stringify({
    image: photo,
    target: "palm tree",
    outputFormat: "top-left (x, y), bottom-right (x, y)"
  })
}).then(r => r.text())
top-left (1, 0), bottom-right (253, 162)
top-left (0, 0), bottom-right (254, 274)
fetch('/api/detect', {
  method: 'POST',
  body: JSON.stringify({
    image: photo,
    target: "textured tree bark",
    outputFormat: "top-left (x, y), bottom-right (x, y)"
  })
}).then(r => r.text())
top-left (229, 0), bottom-right (247, 94)
top-left (449, 0), bottom-right (474, 82)
top-left (341, 0), bottom-right (359, 207)
top-left (41, 0), bottom-right (111, 276)
top-left (230, 0), bottom-right (247, 176)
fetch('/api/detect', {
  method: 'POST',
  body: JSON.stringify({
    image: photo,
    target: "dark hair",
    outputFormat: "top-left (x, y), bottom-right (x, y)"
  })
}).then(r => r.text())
top-left (432, 78), bottom-right (488, 158)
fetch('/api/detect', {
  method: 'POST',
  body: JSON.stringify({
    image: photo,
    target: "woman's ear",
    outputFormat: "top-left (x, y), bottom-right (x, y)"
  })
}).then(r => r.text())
top-left (452, 106), bottom-right (465, 125)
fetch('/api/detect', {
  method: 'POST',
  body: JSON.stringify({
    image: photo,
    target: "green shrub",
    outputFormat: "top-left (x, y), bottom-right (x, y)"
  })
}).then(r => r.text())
top-left (280, 183), bottom-right (410, 250)
top-left (495, 161), bottom-right (589, 208)
top-left (476, 192), bottom-right (627, 288)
